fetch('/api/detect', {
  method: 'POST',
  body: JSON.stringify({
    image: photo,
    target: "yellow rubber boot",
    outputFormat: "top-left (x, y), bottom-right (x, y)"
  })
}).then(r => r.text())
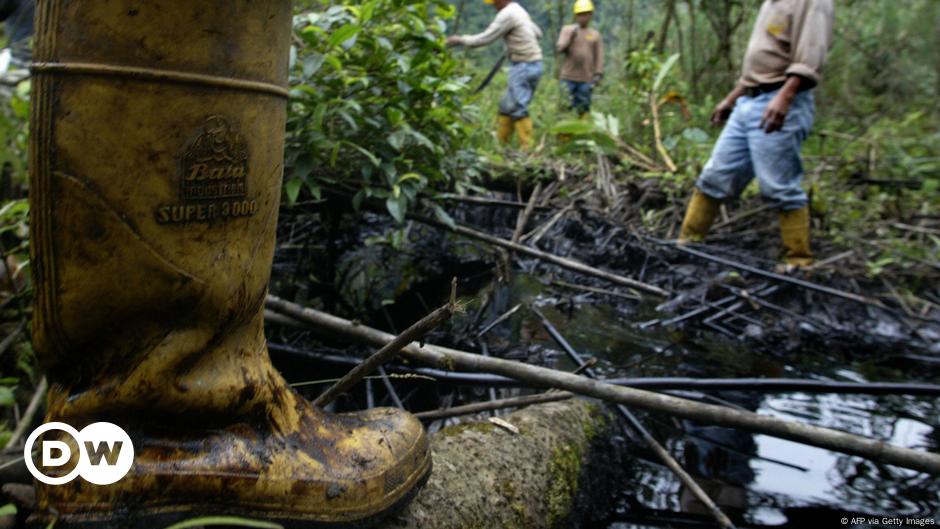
top-left (678, 189), bottom-right (721, 243)
top-left (497, 114), bottom-right (514, 145)
top-left (514, 117), bottom-right (534, 150)
top-left (780, 206), bottom-right (814, 267)
top-left (28, 2), bottom-right (430, 527)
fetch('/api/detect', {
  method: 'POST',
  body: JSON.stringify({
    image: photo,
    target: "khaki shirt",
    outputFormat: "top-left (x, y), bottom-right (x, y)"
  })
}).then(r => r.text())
top-left (556, 25), bottom-right (604, 83)
top-left (458, 2), bottom-right (543, 62)
top-left (740, 0), bottom-right (834, 88)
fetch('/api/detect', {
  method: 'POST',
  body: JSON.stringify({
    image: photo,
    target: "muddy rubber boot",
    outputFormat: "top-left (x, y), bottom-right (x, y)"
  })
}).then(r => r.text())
top-left (497, 114), bottom-right (514, 145)
top-left (678, 188), bottom-right (721, 243)
top-left (27, 1), bottom-right (430, 527)
top-left (779, 206), bottom-right (814, 267)
top-left (514, 117), bottom-right (534, 150)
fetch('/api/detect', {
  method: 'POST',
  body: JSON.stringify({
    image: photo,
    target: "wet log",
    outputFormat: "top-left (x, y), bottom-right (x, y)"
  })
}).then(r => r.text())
top-left (378, 399), bottom-right (618, 529)
top-left (265, 296), bottom-right (940, 475)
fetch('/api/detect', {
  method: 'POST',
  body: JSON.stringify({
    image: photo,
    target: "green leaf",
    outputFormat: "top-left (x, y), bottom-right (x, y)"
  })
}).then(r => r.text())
top-left (284, 178), bottom-right (302, 206)
top-left (0, 387), bottom-right (15, 407)
top-left (162, 516), bottom-right (283, 529)
top-left (652, 53), bottom-right (680, 94)
top-left (550, 120), bottom-right (595, 135)
top-left (386, 195), bottom-right (407, 224)
top-left (328, 24), bottom-right (360, 49)
top-left (302, 54), bottom-right (326, 78)
top-left (0, 503), bottom-right (16, 516)
top-left (433, 205), bottom-right (457, 230)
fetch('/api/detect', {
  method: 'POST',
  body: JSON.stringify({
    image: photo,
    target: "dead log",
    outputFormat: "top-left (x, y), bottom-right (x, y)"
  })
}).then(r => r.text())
top-left (378, 399), bottom-right (617, 529)
top-left (265, 296), bottom-right (940, 475)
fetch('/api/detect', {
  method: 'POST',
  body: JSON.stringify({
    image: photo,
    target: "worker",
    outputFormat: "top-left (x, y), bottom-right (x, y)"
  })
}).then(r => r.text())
top-left (678, 0), bottom-right (834, 269)
top-left (446, 0), bottom-right (544, 150)
top-left (556, 0), bottom-right (604, 118)
top-left (26, 2), bottom-right (429, 527)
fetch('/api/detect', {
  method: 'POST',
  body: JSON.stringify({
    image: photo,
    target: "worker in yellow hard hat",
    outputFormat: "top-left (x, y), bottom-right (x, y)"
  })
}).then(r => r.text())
top-left (447, 0), bottom-right (544, 150)
top-left (556, 0), bottom-right (604, 118)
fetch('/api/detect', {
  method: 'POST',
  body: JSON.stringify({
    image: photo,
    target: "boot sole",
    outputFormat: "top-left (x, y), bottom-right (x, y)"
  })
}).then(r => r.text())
top-left (28, 456), bottom-right (432, 529)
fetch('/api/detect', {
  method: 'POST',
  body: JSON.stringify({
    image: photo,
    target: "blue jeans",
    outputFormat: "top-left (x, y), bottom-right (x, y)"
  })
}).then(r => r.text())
top-left (697, 89), bottom-right (815, 211)
top-left (0, 0), bottom-right (34, 65)
top-left (499, 60), bottom-right (543, 119)
top-left (563, 80), bottom-right (593, 115)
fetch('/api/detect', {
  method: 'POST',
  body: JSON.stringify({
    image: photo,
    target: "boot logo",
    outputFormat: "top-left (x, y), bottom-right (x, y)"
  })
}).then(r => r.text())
top-left (181, 115), bottom-right (249, 201)
top-left (156, 115), bottom-right (259, 225)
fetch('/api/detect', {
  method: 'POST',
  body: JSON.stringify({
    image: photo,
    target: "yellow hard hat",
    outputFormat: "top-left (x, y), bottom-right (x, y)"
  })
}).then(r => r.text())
top-left (573, 0), bottom-right (594, 14)
top-left (484, 0), bottom-right (494, 3)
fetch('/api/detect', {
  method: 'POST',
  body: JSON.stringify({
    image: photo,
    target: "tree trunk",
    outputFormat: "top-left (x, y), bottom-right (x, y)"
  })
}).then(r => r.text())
top-left (378, 399), bottom-right (619, 529)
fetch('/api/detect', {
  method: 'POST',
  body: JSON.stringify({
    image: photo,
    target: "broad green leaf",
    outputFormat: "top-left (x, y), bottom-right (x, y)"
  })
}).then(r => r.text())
top-left (302, 54), bottom-right (326, 78)
top-left (652, 53), bottom-right (680, 94)
top-left (386, 196), bottom-right (406, 223)
top-left (0, 387), bottom-right (14, 407)
top-left (328, 24), bottom-right (360, 49)
top-left (0, 503), bottom-right (15, 516)
top-left (284, 178), bottom-right (302, 206)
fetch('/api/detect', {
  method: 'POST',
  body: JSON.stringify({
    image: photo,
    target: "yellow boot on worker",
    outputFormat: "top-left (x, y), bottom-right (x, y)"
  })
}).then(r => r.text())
top-left (514, 117), bottom-right (535, 150)
top-left (678, 188), bottom-right (721, 244)
top-left (28, 2), bottom-right (430, 528)
top-left (497, 114), bottom-right (514, 145)
top-left (779, 206), bottom-right (814, 268)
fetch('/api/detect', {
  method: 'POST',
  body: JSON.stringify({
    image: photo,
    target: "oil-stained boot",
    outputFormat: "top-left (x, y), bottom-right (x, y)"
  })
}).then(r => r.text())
top-left (514, 117), bottom-right (534, 150)
top-left (678, 188), bottom-right (721, 243)
top-left (27, 1), bottom-right (429, 527)
top-left (779, 206), bottom-right (814, 267)
top-left (497, 114), bottom-right (515, 145)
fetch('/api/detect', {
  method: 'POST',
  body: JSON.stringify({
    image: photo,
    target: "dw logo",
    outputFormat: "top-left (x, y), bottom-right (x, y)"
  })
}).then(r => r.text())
top-left (24, 422), bottom-right (134, 485)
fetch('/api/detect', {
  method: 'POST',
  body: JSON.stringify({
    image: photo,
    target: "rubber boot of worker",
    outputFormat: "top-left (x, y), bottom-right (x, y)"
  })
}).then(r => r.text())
top-left (779, 206), bottom-right (814, 267)
top-left (678, 188), bottom-right (721, 243)
top-left (27, 2), bottom-right (429, 528)
top-left (514, 117), bottom-right (534, 150)
top-left (497, 114), bottom-right (514, 145)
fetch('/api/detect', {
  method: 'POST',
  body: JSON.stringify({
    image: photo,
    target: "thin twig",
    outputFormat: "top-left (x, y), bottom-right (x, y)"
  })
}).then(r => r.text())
top-left (4, 376), bottom-right (48, 452)
top-left (272, 280), bottom-right (460, 408)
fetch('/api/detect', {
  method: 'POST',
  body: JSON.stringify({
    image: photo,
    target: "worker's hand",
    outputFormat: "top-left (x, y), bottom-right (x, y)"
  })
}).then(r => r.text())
top-left (710, 99), bottom-right (735, 127)
top-left (445, 35), bottom-right (462, 47)
top-left (591, 73), bottom-right (603, 87)
top-left (760, 92), bottom-right (792, 133)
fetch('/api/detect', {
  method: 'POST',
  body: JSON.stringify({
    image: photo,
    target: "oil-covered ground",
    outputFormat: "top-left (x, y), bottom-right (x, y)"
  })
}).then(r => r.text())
top-left (267, 188), bottom-right (940, 529)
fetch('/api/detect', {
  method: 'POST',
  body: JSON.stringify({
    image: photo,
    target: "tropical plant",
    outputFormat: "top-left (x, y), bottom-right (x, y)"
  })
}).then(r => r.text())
top-left (285, 0), bottom-right (478, 222)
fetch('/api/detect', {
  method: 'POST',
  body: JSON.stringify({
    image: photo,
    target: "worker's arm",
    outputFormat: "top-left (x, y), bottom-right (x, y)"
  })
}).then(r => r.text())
top-left (450, 9), bottom-right (512, 48)
top-left (555, 25), bottom-right (575, 54)
top-left (785, 0), bottom-right (834, 89)
top-left (710, 85), bottom-right (746, 126)
top-left (592, 32), bottom-right (604, 83)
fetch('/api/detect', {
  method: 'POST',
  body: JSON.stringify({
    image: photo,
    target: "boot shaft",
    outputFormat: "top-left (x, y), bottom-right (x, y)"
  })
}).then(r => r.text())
top-left (30, 0), bottom-right (292, 411)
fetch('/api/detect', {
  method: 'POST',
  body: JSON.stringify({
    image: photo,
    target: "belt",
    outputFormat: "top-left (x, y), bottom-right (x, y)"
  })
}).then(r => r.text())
top-left (743, 82), bottom-right (785, 97)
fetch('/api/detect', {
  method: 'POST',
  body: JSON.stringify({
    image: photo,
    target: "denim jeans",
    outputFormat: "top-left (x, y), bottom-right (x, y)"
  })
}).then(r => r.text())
top-left (0, 0), bottom-right (34, 65)
top-left (697, 89), bottom-right (816, 211)
top-left (563, 80), bottom-right (593, 115)
top-left (499, 60), bottom-right (543, 119)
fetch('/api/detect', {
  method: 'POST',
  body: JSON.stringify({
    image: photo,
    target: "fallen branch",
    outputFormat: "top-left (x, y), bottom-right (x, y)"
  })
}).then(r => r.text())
top-left (3, 377), bottom-right (48, 453)
top-left (531, 306), bottom-right (736, 529)
top-left (265, 297), bottom-right (940, 475)
top-left (712, 204), bottom-right (773, 231)
top-left (511, 181), bottom-right (542, 246)
top-left (410, 213), bottom-right (669, 297)
top-left (414, 392), bottom-right (574, 420)
top-left (268, 340), bottom-right (940, 397)
top-left (303, 279), bottom-right (458, 407)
